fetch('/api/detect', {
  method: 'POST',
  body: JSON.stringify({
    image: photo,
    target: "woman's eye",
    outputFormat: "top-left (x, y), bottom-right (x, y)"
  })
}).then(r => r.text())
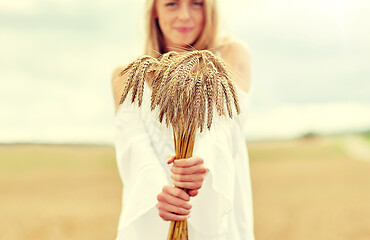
top-left (193, 1), bottom-right (203, 6)
top-left (166, 2), bottom-right (178, 7)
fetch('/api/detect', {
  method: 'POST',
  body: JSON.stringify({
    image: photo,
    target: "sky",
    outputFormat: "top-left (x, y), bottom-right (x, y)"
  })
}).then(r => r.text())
top-left (1, 0), bottom-right (369, 143)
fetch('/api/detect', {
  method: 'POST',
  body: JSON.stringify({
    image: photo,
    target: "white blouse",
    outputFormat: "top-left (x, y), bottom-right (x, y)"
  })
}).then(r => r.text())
top-left (114, 82), bottom-right (255, 240)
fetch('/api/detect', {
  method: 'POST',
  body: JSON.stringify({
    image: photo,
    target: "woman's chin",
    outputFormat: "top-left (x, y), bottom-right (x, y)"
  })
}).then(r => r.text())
top-left (168, 44), bottom-right (193, 51)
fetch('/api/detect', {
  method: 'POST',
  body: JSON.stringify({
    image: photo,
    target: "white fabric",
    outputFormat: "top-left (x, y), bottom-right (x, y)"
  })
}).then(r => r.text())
top-left (114, 83), bottom-right (255, 240)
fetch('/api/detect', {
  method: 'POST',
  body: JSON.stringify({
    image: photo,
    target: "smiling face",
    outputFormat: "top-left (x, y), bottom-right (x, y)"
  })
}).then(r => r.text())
top-left (155, 0), bottom-right (205, 51)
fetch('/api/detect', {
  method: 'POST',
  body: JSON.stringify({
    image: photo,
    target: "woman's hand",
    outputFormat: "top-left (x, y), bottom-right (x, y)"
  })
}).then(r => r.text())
top-left (167, 155), bottom-right (208, 197)
top-left (156, 185), bottom-right (192, 221)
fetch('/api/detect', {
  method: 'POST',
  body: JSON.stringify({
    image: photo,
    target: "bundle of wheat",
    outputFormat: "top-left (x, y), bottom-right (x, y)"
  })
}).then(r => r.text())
top-left (118, 50), bottom-right (240, 240)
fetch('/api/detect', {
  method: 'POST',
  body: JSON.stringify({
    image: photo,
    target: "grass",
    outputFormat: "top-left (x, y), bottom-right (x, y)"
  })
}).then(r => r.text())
top-left (0, 144), bottom-right (121, 240)
top-left (1, 135), bottom-right (370, 240)
top-left (249, 136), bottom-right (370, 240)
top-left (361, 130), bottom-right (370, 142)
top-left (247, 137), bottom-right (348, 163)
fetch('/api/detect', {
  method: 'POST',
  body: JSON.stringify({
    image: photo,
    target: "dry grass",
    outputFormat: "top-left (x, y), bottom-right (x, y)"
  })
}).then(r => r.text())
top-left (0, 144), bottom-right (121, 240)
top-left (249, 136), bottom-right (370, 240)
top-left (1, 136), bottom-right (370, 240)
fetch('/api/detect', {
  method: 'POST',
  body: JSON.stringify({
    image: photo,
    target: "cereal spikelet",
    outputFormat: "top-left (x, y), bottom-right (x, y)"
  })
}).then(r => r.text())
top-left (227, 78), bottom-right (240, 114)
top-left (215, 75), bottom-right (226, 116)
top-left (117, 50), bottom-right (240, 132)
top-left (119, 60), bottom-right (140, 105)
top-left (219, 76), bottom-right (233, 118)
top-left (137, 60), bottom-right (150, 107)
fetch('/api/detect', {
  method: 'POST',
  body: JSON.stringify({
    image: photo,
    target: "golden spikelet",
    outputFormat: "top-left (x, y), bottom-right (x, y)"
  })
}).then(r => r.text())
top-left (219, 75), bottom-right (234, 118)
top-left (152, 62), bottom-right (174, 110)
top-left (159, 104), bottom-right (168, 124)
top-left (192, 75), bottom-right (203, 122)
top-left (198, 84), bottom-right (206, 132)
top-left (169, 64), bottom-right (185, 103)
top-left (183, 57), bottom-right (199, 80)
top-left (119, 55), bottom-right (156, 105)
top-left (203, 58), bottom-right (217, 129)
top-left (227, 78), bottom-right (240, 114)
top-left (132, 60), bottom-right (151, 103)
top-left (202, 51), bottom-right (230, 78)
top-left (215, 75), bottom-right (226, 116)
top-left (206, 72), bottom-right (215, 129)
top-left (150, 52), bottom-right (175, 87)
top-left (137, 60), bottom-right (150, 107)
top-left (175, 51), bottom-right (198, 66)
top-left (130, 62), bottom-right (145, 103)
top-left (119, 61), bottom-right (134, 77)
top-left (119, 61), bottom-right (139, 105)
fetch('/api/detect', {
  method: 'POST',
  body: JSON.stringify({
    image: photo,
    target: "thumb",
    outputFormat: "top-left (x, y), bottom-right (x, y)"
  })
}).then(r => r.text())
top-left (188, 189), bottom-right (199, 197)
top-left (166, 154), bottom-right (176, 164)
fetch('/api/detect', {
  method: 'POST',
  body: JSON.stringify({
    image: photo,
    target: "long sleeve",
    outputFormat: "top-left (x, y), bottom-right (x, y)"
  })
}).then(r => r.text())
top-left (114, 86), bottom-right (254, 240)
top-left (114, 102), bottom-right (170, 239)
top-left (189, 117), bottom-right (236, 235)
top-left (188, 88), bottom-right (255, 240)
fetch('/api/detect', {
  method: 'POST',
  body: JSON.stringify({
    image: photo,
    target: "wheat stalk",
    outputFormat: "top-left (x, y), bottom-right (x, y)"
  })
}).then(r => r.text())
top-left (118, 50), bottom-right (240, 240)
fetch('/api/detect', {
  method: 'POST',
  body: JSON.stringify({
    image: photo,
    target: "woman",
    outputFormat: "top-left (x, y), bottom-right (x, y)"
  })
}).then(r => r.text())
top-left (111, 0), bottom-right (254, 239)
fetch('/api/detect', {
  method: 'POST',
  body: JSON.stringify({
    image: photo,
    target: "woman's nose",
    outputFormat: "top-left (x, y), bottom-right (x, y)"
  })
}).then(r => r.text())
top-left (178, 5), bottom-right (191, 21)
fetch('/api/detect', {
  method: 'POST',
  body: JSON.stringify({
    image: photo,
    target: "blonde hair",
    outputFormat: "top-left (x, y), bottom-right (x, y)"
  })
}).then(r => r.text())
top-left (144, 0), bottom-right (220, 57)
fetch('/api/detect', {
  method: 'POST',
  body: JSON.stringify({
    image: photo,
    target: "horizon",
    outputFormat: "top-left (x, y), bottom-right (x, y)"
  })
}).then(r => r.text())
top-left (1, 128), bottom-right (369, 146)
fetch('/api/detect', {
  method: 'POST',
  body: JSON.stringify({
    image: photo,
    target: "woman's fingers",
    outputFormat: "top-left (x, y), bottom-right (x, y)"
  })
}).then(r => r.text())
top-left (188, 189), bottom-right (199, 197)
top-left (169, 155), bottom-right (208, 190)
top-left (156, 199), bottom-right (190, 215)
top-left (171, 164), bottom-right (207, 175)
top-left (166, 154), bottom-right (176, 164)
top-left (171, 156), bottom-right (207, 175)
top-left (156, 185), bottom-right (192, 221)
top-left (162, 185), bottom-right (190, 201)
top-left (170, 170), bottom-right (206, 190)
top-left (166, 154), bottom-right (208, 191)
top-left (171, 172), bottom-right (205, 182)
top-left (160, 186), bottom-right (192, 209)
top-left (172, 156), bottom-right (204, 167)
top-left (157, 211), bottom-right (190, 221)
top-left (171, 180), bottom-right (203, 190)
top-left (167, 155), bottom-right (206, 169)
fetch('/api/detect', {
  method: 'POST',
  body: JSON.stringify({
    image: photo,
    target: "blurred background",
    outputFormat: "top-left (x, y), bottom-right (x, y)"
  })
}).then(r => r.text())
top-left (1, 0), bottom-right (369, 239)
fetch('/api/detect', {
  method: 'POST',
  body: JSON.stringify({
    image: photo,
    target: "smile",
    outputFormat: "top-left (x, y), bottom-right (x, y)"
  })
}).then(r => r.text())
top-left (175, 27), bottom-right (193, 33)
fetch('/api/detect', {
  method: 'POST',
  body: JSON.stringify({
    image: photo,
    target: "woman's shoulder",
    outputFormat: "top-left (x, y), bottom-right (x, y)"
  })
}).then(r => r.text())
top-left (215, 39), bottom-right (251, 94)
top-left (111, 65), bottom-right (129, 113)
top-left (216, 38), bottom-right (250, 56)
top-left (111, 65), bottom-right (127, 83)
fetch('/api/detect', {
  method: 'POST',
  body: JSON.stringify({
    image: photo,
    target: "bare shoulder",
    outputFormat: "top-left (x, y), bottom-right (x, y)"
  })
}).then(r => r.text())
top-left (217, 40), bottom-right (251, 93)
top-left (111, 65), bottom-right (129, 113)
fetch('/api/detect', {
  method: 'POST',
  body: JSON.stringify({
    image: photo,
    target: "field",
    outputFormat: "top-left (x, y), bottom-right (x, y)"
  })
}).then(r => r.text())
top-left (1, 135), bottom-right (369, 240)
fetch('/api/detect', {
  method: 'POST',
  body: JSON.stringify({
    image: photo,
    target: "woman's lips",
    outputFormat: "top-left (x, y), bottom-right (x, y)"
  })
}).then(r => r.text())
top-left (175, 27), bottom-right (193, 33)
